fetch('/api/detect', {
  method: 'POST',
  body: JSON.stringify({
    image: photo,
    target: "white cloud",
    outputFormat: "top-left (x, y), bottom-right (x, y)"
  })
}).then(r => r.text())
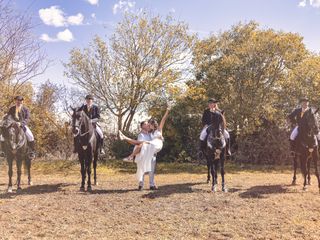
top-left (91, 13), bottom-right (96, 19)
top-left (57, 29), bottom-right (74, 42)
top-left (298, 0), bottom-right (307, 7)
top-left (39, 6), bottom-right (65, 27)
top-left (310, 0), bottom-right (320, 7)
top-left (169, 8), bottom-right (176, 13)
top-left (113, 0), bottom-right (136, 15)
top-left (67, 13), bottom-right (84, 25)
top-left (40, 29), bottom-right (74, 42)
top-left (39, 6), bottom-right (84, 27)
top-left (298, 0), bottom-right (320, 8)
top-left (87, 0), bottom-right (99, 5)
top-left (40, 33), bottom-right (57, 42)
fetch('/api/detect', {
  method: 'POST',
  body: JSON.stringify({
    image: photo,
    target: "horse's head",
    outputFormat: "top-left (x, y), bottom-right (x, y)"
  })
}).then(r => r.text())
top-left (2, 115), bottom-right (25, 154)
top-left (298, 108), bottom-right (319, 150)
top-left (71, 107), bottom-right (83, 136)
top-left (207, 125), bottom-right (226, 158)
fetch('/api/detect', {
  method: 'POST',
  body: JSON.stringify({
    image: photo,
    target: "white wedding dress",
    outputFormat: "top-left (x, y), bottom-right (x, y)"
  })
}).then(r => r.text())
top-left (135, 130), bottom-right (164, 181)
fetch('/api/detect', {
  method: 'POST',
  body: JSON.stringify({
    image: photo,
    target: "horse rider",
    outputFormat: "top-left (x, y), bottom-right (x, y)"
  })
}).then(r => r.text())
top-left (0, 96), bottom-right (35, 158)
top-left (199, 98), bottom-right (231, 157)
top-left (75, 94), bottom-right (105, 155)
top-left (287, 97), bottom-right (319, 150)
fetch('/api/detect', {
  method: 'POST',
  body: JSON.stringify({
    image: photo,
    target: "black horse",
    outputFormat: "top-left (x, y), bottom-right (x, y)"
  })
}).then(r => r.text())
top-left (71, 108), bottom-right (99, 191)
top-left (1, 115), bottom-right (32, 193)
top-left (204, 122), bottom-right (227, 192)
top-left (292, 108), bottom-right (320, 191)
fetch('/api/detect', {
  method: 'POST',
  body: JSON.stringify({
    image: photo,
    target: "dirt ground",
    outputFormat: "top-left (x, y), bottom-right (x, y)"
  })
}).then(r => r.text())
top-left (0, 160), bottom-right (320, 240)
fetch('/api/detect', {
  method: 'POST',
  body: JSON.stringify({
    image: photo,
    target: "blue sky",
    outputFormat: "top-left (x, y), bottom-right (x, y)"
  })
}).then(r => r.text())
top-left (12, 0), bottom-right (320, 87)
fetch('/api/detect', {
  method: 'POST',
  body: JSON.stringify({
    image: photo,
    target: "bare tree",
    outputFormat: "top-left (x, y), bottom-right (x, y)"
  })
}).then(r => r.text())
top-left (0, 0), bottom-right (47, 109)
top-left (64, 13), bottom-right (195, 131)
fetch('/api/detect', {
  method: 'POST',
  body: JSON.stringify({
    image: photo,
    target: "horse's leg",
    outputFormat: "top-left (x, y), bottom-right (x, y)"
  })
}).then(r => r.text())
top-left (93, 151), bottom-right (98, 186)
top-left (7, 157), bottom-right (13, 193)
top-left (80, 155), bottom-right (85, 191)
top-left (292, 153), bottom-right (297, 185)
top-left (210, 157), bottom-right (217, 192)
top-left (221, 149), bottom-right (227, 192)
top-left (27, 157), bottom-right (32, 185)
top-left (312, 149), bottom-right (320, 193)
top-left (213, 160), bottom-right (218, 185)
top-left (206, 155), bottom-right (210, 183)
top-left (16, 157), bottom-right (22, 191)
top-left (301, 152), bottom-right (308, 190)
top-left (307, 155), bottom-right (311, 185)
top-left (86, 150), bottom-right (92, 192)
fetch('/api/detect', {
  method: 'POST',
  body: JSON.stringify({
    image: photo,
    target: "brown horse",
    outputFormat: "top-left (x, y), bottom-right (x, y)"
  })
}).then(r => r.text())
top-left (1, 114), bottom-right (32, 193)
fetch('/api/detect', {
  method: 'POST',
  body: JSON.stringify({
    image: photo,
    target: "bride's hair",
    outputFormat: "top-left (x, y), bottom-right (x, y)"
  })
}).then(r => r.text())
top-left (148, 118), bottom-right (158, 131)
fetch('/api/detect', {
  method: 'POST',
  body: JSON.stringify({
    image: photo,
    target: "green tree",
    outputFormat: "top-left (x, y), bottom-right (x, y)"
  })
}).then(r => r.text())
top-left (193, 21), bottom-right (308, 133)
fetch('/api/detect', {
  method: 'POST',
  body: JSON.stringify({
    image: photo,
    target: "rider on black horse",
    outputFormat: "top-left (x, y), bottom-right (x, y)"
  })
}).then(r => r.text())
top-left (0, 96), bottom-right (36, 158)
top-left (199, 98), bottom-right (231, 158)
top-left (287, 97), bottom-right (320, 152)
top-left (73, 94), bottom-right (105, 155)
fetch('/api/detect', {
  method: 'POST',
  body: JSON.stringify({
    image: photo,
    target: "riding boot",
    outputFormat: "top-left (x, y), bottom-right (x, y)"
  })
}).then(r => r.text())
top-left (0, 141), bottom-right (6, 158)
top-left (100, 138), bottom-right (105, 155)
top-left (27, 141), bottom-right (36, 159)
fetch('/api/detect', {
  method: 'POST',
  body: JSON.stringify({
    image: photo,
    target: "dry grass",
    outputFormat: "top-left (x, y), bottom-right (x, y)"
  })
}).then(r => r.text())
top-left (0, 159), bottom-right (320, 239)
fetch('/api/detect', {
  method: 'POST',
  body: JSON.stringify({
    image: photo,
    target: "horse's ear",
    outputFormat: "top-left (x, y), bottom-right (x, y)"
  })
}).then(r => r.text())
top-left (221, 110), bottom-right (225, 115)
top-left (70, 106), bottom-right (75, 112)
top-left (314, 107), bottom-right (319, 115)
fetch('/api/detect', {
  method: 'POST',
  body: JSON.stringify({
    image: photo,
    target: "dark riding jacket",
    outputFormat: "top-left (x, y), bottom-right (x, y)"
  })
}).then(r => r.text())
top-left (202, 109), bottom-right (224, 130)
top-left (7, 106), bottom-right (30, 127)
top-left (79, 104), bottom-right (100, 122)
top-left (202, 109), bottom-right (223, 125)
top-left (288, 108), bottom-right (309, 127)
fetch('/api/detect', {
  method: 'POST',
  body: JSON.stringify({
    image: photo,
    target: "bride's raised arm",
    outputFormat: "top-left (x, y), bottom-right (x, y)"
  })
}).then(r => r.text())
top-left (159, 108), bottom-right (170, 132)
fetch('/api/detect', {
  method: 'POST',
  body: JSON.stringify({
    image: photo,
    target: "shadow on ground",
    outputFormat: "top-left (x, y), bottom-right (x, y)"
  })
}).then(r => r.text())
top-left (0, 183), bottom-right (74, 199)
top-left (239, 184), bottom-right (290, 199)
top-left (141, 182), bottom-right (204, 199)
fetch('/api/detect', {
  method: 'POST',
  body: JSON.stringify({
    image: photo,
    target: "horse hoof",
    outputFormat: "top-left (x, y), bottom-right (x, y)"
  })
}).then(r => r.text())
top-left (28, 181), bottom-right (33, 186)
top-left (307, 182), bottom-right (311, 186)
top-left (87, 186), bottom-right (92, 192)
top-left (94, 181), bottom-right (98, 186)
top-left (7, 187), bottom-right (13, 193)
top-left (222, 187), bottom-right (228, 193)
top-left (291, 181), bottom-right (297, 186)
top-left (207, 179), bottom-right (210, 184)
top-left (211, 185), bottom-right (217, 192)
top-left (80, 186), bottom-right (85, 192)
top-left (16, 187), bottom-right (22, 193)
top-left (303, 186), bottom-right (308, 191)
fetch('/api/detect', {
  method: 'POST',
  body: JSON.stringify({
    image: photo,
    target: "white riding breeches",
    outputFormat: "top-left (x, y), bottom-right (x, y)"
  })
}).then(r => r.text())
top-left (290, 126), bottom-right (298, 141)
top-left (25, 126), bottom-right (34, 142)
top-left (95, 125), bottom-right (104, 139)
top-left (200, 126), bottom-right (230, 141)
top-left (290, 126), bottom-right (320, 142)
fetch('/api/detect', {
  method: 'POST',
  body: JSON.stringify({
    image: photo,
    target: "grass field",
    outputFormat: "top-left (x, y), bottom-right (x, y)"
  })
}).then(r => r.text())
top-left (0, 159), bottom-right (320, 239)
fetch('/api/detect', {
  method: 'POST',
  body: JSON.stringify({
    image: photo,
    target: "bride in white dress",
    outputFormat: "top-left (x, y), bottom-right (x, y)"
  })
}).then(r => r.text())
top-left (119, 108), bottom-right (170, 183)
